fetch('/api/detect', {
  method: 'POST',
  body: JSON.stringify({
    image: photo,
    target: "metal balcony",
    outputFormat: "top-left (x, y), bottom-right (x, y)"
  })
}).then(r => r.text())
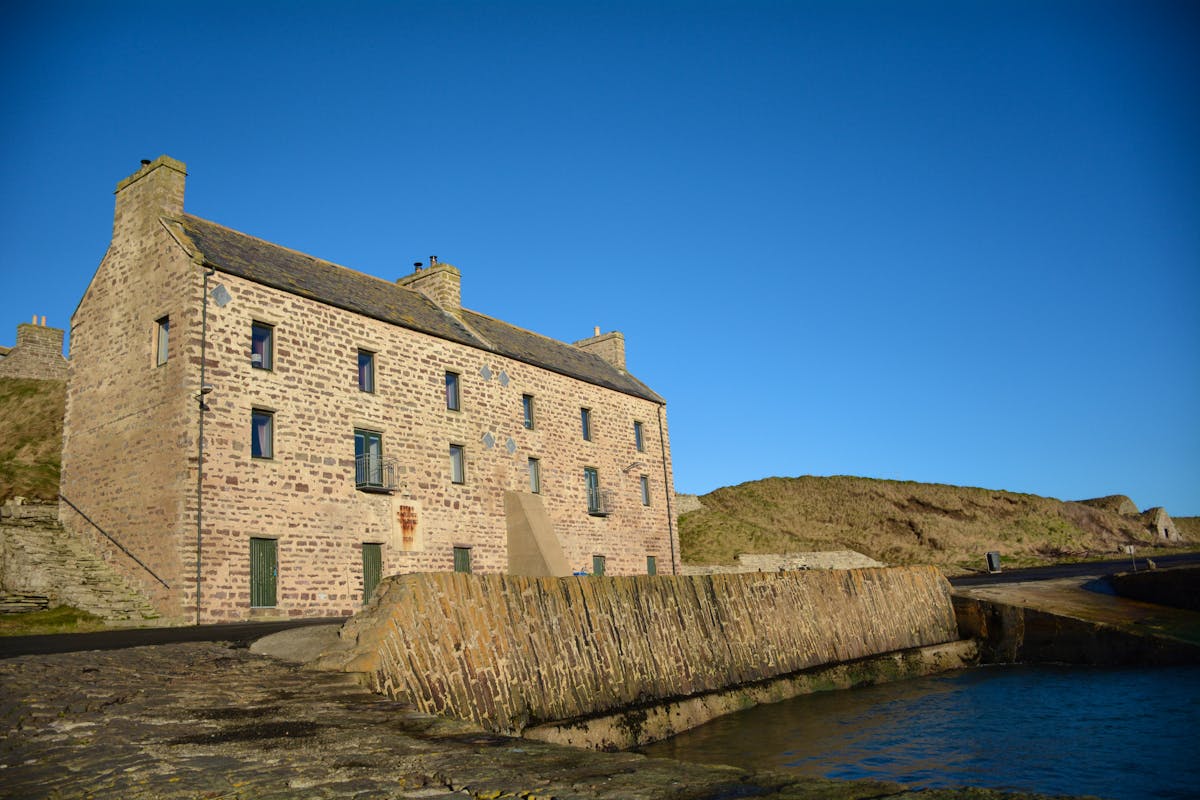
top-left (587, 487), bottom-right (613, 517)
top-left (355, 454), bottom-right (397, 493)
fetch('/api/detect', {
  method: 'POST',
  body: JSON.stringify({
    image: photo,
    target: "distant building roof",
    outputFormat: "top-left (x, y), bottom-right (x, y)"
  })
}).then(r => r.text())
top-left (166, 214), bottom-right (663, 403)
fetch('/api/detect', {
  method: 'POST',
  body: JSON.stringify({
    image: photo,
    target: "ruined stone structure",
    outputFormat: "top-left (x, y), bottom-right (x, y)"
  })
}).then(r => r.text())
top-left (1140, 507), bottom-right (1180, 542)
top-left (319, 567), bottom-right (963, 746)
top-left (60, 156), bottom-right (677, 623)
top-left (0, 319), bottom-right (67, 381)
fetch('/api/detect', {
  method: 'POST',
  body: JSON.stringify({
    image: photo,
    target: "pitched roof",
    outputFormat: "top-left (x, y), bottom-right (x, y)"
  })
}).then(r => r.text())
top-left (167, 214), bottom-right (663, 403)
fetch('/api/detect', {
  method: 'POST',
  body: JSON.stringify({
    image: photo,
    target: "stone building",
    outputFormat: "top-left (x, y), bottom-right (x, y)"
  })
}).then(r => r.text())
top-left (0, 318), bottom-right (68, 381)
top-left (60, 156), bottom-right (677, 623)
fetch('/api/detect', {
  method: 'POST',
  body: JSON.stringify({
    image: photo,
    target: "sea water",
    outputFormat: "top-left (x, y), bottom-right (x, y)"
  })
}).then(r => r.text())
top-left (638, 665), bottom-right (1200, 800)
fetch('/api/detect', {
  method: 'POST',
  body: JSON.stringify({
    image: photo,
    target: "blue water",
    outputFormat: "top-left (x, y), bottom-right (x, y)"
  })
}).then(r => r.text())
top-left (638, 665), bottom-right (1200, 799)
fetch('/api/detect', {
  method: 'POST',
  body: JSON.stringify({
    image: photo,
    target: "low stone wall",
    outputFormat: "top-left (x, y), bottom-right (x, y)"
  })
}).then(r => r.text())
top-left (525, 639), bottom-right (978, 750)
top-left (681, 550), bottom-right (883, 574)
top-left (319, 567), bottom-right (960, 740)
top-left (1109, 565), bottom-right (1200, 612)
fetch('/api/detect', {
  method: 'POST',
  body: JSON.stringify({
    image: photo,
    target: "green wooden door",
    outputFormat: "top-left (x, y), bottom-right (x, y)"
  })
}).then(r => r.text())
top-left (592, 554), bottom-right (606, 576)
top-left (250, 538), bottom-right (277, 607)
top-left (362, 543), bottom-right (382, 603)
top-left (453, 546), bottom-right (472, 573)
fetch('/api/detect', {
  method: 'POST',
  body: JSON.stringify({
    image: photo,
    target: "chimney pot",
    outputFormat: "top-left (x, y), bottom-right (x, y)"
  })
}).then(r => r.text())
top-left (40, 316), bottom-right (46, 326)
top-left (140, 159), bottom-right (151, 167)
top-left (594, 326), bottom-right (600, 337)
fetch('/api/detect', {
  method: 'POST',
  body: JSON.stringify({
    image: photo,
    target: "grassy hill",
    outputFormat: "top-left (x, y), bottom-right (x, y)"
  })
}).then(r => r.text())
top-left (679, 475), bottom-right (1193, 574)
top-left (0, 378), bottom-right (65, 503)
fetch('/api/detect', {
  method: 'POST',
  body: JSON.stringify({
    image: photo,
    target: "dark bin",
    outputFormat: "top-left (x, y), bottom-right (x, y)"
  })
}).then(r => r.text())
top-left (986, 551), bottom-right (1002, 573)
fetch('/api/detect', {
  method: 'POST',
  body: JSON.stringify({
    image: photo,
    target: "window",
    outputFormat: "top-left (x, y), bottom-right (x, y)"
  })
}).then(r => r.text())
top-left (640, 475), bottom-right (651, 506)
top-left (522, 394), bottom-right (535, 429)
top-left (584, 467), bottom-right (602, 514)
top-left (592, 554), bottom-right (606, 576)
top-left (155, 316), bottom-right (169, 366)
top-left (646, 555), bottom-right (657, 576)
top-left (445, 371), bottom-right (461, 411)
top-left (355, 429), bottom-right (384, 488)
top-left (634, 421), bottom-right (645, 452)
top-left (450, 444), bottom-right (466, 484)
top-left (528, 457), bottom-right (541, 494)
top-left (250, 537), bottom-right (277, 607)
top-left (251, 409), bottom-right (273, 459)
top-left (251, 322), bottom-right (273, 370)
top-left (358, 350), bottom-right (375, 392)
top-left (581, 408), bottom-right (592, 441)
top-left (453, 546), bottom-right (472, 574)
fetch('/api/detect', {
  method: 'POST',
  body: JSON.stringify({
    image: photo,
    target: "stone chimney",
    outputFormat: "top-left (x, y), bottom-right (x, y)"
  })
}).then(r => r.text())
top-left (574, 327), bottom-right (626, 371)
top-left (397, 260), bottom-right (461, 311)
top-left (112, 156), bottom-right (187, 241)
top-left (0, 318), bottom-right (68, 381)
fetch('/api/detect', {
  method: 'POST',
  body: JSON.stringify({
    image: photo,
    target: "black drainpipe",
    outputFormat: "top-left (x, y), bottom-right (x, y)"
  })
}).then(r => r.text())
top-left (195, 262), bottom-right (214, 625)
top-left (656, 403), bottom-right (677, 574)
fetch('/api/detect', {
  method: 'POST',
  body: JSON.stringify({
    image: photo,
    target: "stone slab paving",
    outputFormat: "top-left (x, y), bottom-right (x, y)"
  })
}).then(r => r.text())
top-left (1, 641), bottom-right (1071, 800)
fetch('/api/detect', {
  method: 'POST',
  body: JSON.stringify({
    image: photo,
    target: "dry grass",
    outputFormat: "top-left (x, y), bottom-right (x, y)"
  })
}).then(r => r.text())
top-left (1176, 517), bottom-right (1200, 539)
top-left (679, 475), bottom-right (1189, 574)
top-left (0, 605), bottom-right (106, 637)
top-left (0, 378), bottom-right (65, 503)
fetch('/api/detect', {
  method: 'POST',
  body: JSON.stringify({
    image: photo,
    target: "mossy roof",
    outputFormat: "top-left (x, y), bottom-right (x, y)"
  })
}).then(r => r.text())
top-left (169, 214), bottom-right (664, 403)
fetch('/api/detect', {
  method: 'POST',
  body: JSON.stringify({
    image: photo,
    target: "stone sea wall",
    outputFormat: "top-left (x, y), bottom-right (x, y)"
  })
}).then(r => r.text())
top-left (323, 567), bottom-right (960, 737)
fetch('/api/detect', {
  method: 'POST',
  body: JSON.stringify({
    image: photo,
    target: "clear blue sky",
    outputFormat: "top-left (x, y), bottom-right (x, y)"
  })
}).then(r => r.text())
top-left (3, 1), bottom-right (1197, 514)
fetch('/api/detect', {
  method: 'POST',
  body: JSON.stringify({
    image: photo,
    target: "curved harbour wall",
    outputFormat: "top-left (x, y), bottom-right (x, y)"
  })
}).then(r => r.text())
top-left (321, 566), bottom-right (961, 739)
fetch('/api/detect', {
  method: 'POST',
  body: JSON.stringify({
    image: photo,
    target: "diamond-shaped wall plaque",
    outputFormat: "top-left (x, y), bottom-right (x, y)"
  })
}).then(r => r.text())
top-left (480, 365), bottom-right (492, 381)
top-left (482, 432), bottom-right (495, 449)
top-left (505, 438), bottom-right (516, 454)
top-left (498, 370), bottom-right (509, 387)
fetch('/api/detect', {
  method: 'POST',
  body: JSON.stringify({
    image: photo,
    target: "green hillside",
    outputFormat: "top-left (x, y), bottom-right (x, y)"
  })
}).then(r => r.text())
top-left (0, 378), bottom-right (65, 503)
top-left (679, 475), bottom-right (1193, 574)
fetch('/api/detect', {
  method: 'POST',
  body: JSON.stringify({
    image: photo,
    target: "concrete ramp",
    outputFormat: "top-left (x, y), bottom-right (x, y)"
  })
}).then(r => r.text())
top-left (504, 491), bottom-right (570, 577)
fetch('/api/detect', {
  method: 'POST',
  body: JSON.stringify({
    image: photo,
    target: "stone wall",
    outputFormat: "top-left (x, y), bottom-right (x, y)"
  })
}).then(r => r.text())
top-left (0, 503), bottom-right (161, 623)
top-left (681, 550), bottom-right (883, 574)
top-left (321, 566), bottom-right (959, 738)
top-left (0, 320), bottom-right (67, 381)
top-left (1109, 565), bottom-right (1200, 612)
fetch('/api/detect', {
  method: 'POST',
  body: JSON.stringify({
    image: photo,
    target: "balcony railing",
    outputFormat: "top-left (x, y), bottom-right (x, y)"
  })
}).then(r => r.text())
top-left (355, 454), bottom-right (397, 493)
top-left (587, 487), bottom-right (613, 517)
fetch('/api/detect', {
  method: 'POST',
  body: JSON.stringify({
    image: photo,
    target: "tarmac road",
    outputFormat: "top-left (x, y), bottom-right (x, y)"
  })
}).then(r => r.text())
top-left (0, 616), bottom-right (346, 659)
top-left (948, 551), bottom-right (1200, 587)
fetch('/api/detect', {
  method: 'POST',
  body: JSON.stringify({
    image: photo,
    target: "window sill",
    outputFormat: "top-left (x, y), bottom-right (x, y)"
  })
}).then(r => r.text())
top-left (587, 509), bottom-right (609, 518)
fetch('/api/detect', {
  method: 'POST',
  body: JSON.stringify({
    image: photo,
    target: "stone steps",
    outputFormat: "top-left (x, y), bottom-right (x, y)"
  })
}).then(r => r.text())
top-left (0, 503), bottom-right (161, 623)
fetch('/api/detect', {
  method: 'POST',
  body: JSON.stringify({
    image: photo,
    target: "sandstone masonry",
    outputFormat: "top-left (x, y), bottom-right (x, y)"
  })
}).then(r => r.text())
top-left (0, 318), bottom-right (67, 381)
top-left (61, 156), bottom-right (678, 623)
